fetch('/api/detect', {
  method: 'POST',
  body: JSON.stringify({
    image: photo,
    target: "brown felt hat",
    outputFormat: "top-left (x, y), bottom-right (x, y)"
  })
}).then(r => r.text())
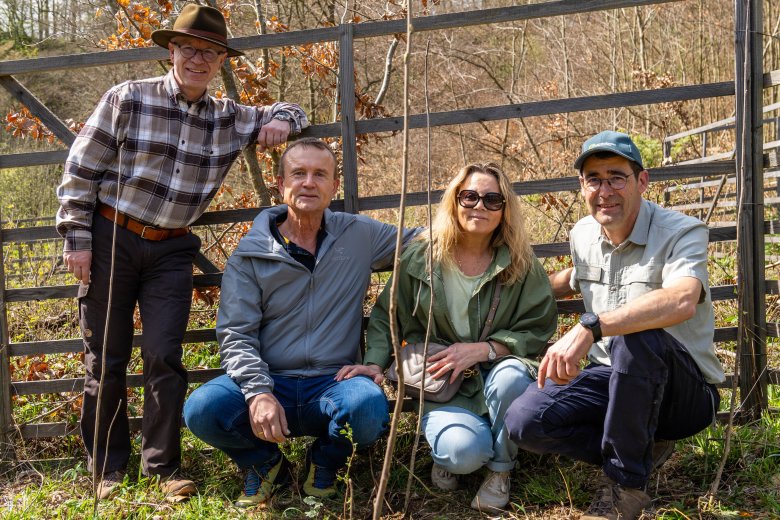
top-left (151, 4), bottom-right (244, 57)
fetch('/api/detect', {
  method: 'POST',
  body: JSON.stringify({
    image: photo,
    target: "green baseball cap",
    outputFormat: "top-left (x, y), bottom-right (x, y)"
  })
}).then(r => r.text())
top-left (574, 130), bottom-right (644, 171)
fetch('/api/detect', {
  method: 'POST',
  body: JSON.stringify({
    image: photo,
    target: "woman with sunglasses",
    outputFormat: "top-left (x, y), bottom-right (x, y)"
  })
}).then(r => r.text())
top-left (336, 163), bottom-right (556, 512)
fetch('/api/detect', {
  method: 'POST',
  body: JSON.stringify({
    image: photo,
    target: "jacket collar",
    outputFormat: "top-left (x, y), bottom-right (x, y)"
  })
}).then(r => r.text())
top-left (404, 240), bottom-right (511, 287)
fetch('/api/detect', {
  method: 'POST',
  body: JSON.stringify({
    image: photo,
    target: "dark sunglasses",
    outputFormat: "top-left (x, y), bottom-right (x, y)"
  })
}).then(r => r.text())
top-left (457, 190), bottom-right (505, 211)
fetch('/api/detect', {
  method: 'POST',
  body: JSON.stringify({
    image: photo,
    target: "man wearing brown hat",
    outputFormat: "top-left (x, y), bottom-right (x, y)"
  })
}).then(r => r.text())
top-left (55, 4), bottom-right (308, 501)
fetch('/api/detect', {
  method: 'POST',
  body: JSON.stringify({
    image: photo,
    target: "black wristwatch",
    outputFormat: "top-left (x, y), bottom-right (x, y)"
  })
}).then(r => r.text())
top-left (579, 312), bottom-right (602, 343)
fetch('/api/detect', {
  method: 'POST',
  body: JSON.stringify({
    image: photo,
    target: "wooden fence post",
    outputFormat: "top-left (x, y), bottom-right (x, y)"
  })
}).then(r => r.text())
top-left (734, 0), bottom-right (767, 419)
top-left (339, 22), bottom-right (359, 214)
top-left (0, 209), bottom-right (18, 467)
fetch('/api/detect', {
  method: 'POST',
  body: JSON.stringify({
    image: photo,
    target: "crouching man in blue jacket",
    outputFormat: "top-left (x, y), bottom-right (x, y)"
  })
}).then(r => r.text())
top-left (184, 138), bottom-right (416, 506)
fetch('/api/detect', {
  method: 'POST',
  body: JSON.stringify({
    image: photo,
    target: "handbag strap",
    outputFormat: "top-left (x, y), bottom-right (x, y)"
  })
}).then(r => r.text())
top-left (477, 281), bottom-right (502, 342)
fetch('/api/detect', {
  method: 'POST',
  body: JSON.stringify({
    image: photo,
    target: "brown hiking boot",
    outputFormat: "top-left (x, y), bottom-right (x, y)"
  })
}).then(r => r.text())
top-left (651, 439), bottom-right (675, 471)
top-left (581, 474), bottom-right (651, 520)
top-left (159, 475), bottom-right (197, 503)
top-left (96, 470), bottom-right (125, 499)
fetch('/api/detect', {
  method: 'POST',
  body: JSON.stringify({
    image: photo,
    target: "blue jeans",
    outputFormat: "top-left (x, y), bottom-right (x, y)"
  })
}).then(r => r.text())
top-left (505, 329), bottom-right (719, 489)
top-left (184, 374), bottom-right (389, 471)
top-left (423, 358), bottom-right (533, 474)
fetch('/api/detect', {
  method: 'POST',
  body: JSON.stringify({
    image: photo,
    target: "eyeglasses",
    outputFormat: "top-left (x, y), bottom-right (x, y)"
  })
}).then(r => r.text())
top-left (172, 42), bottom-right (225, 63)
top-left (582, 174), bottom-right (633, 192)
top-left (457, 190), bottom-right (505, 211)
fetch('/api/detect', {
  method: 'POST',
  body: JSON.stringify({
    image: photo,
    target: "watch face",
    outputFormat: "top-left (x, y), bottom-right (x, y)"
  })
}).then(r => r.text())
top-left (581, 312), bottom-right (599, 328)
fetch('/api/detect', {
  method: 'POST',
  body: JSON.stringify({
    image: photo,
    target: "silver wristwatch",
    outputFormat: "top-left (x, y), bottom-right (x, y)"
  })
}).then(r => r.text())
top-left (486, 340), bottom-right (497, 362)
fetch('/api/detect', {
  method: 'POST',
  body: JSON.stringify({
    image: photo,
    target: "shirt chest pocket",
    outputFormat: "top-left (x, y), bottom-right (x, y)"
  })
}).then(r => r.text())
top-left (623, 263), bottom-right (664, 301)
top-left (573, 264), bottom-right (603, 304)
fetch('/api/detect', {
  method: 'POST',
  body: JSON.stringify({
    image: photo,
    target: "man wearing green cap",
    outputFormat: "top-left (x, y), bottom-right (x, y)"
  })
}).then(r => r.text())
top-left (505, 131), bottom-right (724, 519)
top-left (55, 4), bottom-right (308, 501)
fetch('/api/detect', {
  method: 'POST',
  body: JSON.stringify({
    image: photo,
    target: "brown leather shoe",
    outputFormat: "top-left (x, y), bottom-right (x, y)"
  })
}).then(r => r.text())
top-left (651, 439), bottom-right (676, 471)
top-left (96, 470), bottom-right (125, 499)
top-left (581, 474), bottom-right (651, 520)
top-left (159, 476), bottom-right (197, 503)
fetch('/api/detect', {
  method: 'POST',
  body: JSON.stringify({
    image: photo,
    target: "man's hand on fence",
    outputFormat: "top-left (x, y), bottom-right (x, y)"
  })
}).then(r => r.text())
top-left (63, 250), bottom-right (92, 284)
top-left (247, 392), bottom-right (289, 443)
top-left (256, 119), bottom-right (291, 152)
top-left (335, 364), bottom-right (384, 385)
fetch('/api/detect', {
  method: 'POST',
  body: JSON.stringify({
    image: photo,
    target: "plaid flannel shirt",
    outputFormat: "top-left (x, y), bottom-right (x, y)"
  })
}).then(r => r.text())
top-left (56, 70), bottom-right (308, 251)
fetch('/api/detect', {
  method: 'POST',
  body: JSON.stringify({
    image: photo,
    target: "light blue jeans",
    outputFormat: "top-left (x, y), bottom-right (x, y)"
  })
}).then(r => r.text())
top-left (422, 358), bottom-right (533, 474)
top-left (184, 374), bottom-right (389, 471)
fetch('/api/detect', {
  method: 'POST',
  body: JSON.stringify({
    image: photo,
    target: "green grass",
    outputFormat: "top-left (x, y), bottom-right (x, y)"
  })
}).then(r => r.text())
top-left (3, 412), bottom-right (780, 519)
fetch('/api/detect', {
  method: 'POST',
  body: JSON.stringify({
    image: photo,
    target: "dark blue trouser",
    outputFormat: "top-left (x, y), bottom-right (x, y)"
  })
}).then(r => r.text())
top-left (504, 329), bottom-right (719, 489)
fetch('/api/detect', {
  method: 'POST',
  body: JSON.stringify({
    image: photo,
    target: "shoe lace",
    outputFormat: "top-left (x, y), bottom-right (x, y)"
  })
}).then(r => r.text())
top-left (243, 468), bottom-right (262, 497)
top-left (312, 465), bottom-right (337, 489)
top-left (586, 484), bottom-right (616, 515)
top-left (244, 457), bottom-right (279, 497)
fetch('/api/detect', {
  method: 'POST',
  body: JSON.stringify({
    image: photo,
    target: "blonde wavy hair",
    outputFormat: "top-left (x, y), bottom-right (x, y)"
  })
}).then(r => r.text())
top-left (425, 162), bottom-right (534, 285)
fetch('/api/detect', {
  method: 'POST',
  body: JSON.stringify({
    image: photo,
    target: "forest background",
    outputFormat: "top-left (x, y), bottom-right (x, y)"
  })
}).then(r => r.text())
top-left (0, 0), bottom-right (779, 518)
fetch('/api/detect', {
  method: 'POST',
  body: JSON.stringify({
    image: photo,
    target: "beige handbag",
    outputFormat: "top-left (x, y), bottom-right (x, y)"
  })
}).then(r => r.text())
top-left (385, 283), bottom-right (502, 403)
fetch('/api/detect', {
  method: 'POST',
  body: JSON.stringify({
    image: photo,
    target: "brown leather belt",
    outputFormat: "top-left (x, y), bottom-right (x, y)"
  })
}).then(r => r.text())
top-left (97, 203), bottom-right (189, 241)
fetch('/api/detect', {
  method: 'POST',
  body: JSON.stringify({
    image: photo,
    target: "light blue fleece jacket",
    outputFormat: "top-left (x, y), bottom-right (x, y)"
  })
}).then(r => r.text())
top-left (217, 204), bottom-right (415, 400)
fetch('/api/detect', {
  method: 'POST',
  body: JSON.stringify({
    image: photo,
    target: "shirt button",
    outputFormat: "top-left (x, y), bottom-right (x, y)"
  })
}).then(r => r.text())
top-left (176, 169), bottom-right (180, 173)
top-left (181, 140), bottom-right (185, 144)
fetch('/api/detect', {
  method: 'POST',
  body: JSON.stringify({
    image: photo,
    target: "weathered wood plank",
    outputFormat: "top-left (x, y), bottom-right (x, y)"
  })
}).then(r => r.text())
top-left (11, 368), bottom-right (224, 396)
top-left (9, 328), bottom-right (218, 357)
top-left (768, 322), bottom-right (780, 338)
top-left (0, 1), bottom-right (681, 76)
top-left (735, 0), bottom-right (767, 417)
top-left (0, 208), bottom-right (17, 463)
top-left (0, 76), bottom-right (76, 147)
top-left (339, 24), bottom-right (359, 214)
top-left (5, 219), bottom-right (762, 303)
top-left (354, 83), bottom-right (734, 136)
top-left (0, 161), bottom-right (736, 244)
top-left (352, 0), bottom-right (682, 38)
top-left (664, 100), bottom-right (780, 142)
top-left (0, 150), bottom-right (69, 170)
top-left (669, 196), bottom-right (780, 212)
top-left (555, 285), bottom-right (739, 314)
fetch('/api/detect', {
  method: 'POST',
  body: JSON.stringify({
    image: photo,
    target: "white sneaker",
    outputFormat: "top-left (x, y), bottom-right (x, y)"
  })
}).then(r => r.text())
top-left (430, 463), bottom-right (458, 491)
top-left (470, 470), bottom-right (510, 512)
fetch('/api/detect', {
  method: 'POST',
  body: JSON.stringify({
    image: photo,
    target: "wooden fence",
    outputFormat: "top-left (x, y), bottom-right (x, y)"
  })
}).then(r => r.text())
top-left (0, 0), bottom-right (778, 460)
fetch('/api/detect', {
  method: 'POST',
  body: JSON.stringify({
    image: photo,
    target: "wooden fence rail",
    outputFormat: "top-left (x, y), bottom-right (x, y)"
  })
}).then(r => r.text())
top-left (1, 0), bottom-right (777, 453)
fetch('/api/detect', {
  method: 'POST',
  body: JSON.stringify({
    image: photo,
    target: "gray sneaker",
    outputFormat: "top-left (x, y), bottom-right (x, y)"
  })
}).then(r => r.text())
top-left (430, 463), bottom-right (458, 491)
top-left (470, 470), bottom-right (510, 513)
top-left (581, 474), bottom-right (651, 520)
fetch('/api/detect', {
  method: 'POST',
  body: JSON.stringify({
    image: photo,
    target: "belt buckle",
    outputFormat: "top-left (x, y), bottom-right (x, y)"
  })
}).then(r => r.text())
top-left (140, 225), bottom-right (154, 239)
